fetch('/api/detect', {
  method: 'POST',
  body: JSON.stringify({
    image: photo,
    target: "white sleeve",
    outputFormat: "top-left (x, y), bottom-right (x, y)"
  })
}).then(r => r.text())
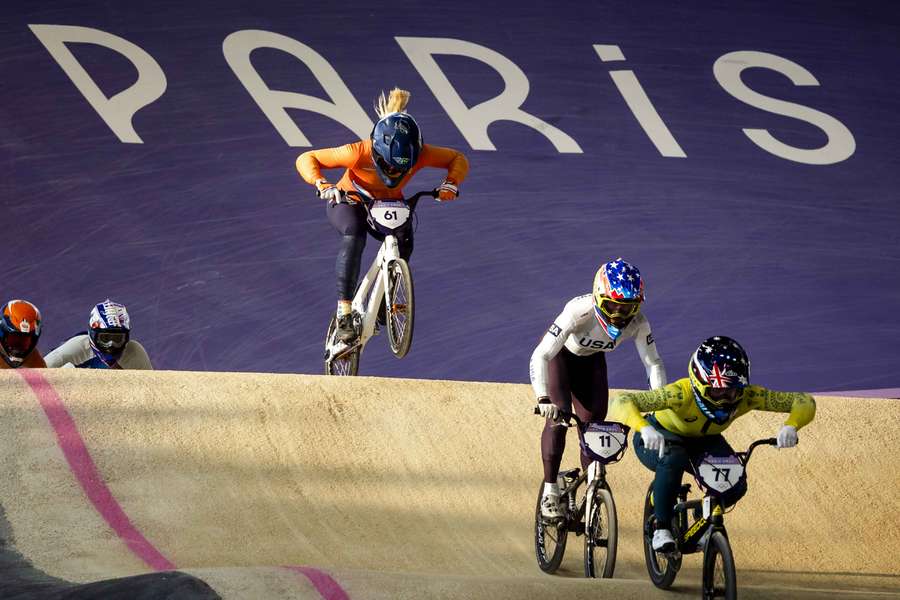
top-left (120, 340), bottom-right (153, 370)
top-left (44, 336), bottom-right (92, 368)
top-left (529, 306), bottom-right (577, 399)
top-left (633, 317), bottom-right (666, 389)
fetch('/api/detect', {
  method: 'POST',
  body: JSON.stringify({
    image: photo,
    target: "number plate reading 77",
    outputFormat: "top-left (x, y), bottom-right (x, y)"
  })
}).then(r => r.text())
top-left (371, 201), bottom-right (411, 228)
top-left (695, 454), bottom-right (745, 494)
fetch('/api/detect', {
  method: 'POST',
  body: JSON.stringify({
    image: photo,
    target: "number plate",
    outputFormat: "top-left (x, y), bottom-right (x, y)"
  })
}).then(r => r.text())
top-left (695, 454), bottom-right (745, 494)
top-left (370, 201), bottom-right (410, 228)
top-left (582, 422), bottom-right (628, 460)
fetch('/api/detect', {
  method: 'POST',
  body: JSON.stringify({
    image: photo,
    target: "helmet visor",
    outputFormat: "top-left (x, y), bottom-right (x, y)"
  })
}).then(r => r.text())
top-left (373, 153), bottom-right (405, 180)
top-left (94, 331), bottom-right (128, 350)
top-left (702, 386), bottom-right (742, 407)
top-left (2, 332), bottom-right (35, 358)
top-left (598, 297), bottom-right (641, 320)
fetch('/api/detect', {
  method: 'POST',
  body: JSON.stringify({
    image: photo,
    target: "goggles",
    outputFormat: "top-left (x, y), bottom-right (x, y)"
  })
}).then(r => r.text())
top-left (597, 296), bottom-right (642, 320)
top-left (2, 331), bottom-right (35, 356)
top-left (93, 330), bottom-right (128, 350)
top-left (374, 153), bottom-right (405, 179)
top-left (701, 386), bottom-right (743, 407)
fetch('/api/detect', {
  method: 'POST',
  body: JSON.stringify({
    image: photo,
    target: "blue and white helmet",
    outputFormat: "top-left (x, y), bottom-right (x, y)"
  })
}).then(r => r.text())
top-left (88, 300), bottom-right (131, 365)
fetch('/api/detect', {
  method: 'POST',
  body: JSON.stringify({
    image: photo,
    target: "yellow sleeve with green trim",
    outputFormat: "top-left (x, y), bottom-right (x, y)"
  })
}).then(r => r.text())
top-left (610, 382), bottom-right (688, 431)
top-left (743, 386), bottom-right (816, 429)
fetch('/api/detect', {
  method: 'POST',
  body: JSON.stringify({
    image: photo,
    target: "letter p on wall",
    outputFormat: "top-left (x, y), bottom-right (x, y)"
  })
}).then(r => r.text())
top-left (29, 25), bottom-right (167, 144)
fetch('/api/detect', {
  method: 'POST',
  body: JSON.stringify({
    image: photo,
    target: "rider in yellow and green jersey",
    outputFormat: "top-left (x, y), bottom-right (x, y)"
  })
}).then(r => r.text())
top-left (610, 336), bottom-right (815, 552)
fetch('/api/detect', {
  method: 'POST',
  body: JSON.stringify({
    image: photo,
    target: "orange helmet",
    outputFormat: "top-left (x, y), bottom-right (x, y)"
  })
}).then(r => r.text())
top-left (1, 299), bottom-right (42, 367)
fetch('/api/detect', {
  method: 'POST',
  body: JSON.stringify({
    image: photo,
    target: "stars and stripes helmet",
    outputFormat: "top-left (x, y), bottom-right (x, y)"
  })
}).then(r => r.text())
top-left (88, 300), bottom-right (131, 365)
top-left (689, 336), bottom-right (750, 424)
top-left (592, 258), bottom-right (644, 341)
top-left (371, 112), bottom-right (422, 188)
top-left (0, 299), bottom-right (42, 367)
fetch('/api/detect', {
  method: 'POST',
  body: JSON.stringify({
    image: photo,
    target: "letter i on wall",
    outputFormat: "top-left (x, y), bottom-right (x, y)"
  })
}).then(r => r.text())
top-left (594, 45), bottom-right (686, 158)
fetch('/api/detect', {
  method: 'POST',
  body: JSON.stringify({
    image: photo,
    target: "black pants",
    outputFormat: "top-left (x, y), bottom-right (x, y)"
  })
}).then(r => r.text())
top-left (327, 200), bottom-right (414, 300)
top-left (541, 348), bottom-right (609, 483)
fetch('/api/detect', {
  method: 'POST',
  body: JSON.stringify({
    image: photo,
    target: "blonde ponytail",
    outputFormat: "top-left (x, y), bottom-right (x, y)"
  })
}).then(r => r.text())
top-left (375, 87), bottom-right (411, 119)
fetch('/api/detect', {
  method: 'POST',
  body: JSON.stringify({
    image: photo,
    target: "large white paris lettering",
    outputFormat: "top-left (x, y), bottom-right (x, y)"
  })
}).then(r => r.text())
top-left (396, 37), bottom-right (582, 153)
top-left (29, 24), bottom-right (167, 144)
top-left (713, 51), bottom-right (855, 165)
top-left (27, 25), bottom-right (856, 164)
top-left (222, 30), bottom-right (373, 145)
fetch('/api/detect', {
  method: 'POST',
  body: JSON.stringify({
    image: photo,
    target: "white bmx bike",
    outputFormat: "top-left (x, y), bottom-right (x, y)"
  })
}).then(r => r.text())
top-left (324, 187), bottom-right (440, 376)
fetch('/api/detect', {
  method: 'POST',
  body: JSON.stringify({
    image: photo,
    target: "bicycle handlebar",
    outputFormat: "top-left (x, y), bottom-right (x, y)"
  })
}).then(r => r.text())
top-left (532, 406), bottom-right (583, 428)
top-left (343, 189), bottom-right (439, 204)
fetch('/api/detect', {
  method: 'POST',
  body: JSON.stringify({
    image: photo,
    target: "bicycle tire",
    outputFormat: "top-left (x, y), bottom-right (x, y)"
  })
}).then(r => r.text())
top-left (385, 258), bottom-right (414, 358)
top-left (324, 315), bottom-right (359, 376)
top-left (642, 483), bottom-right (681, 589)
top-left (534, 482), bottom-right (567, 573)
top-left (584, 483), bottom-right (618, 578)
top-left (702, 531), bottom-right (737, 600)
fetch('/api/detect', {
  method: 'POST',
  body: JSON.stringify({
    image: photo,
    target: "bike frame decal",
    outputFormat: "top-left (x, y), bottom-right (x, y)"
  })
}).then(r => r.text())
top-left (693, 453), bottom-right (746, 494)
top-left (580, 421), bottom-right (629, 463)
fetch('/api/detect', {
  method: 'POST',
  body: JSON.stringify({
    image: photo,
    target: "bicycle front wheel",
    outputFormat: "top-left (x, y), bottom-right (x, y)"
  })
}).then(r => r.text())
top-left (702, 531), bottom-right (736, 600)
top-left (534, 482), bottom-right (567, 573)
top-left (642, 483), bottom-right (680, 589)
top-left (584, 483), bottom-right (618, 578)
top-left (324, 315), bottom-right (359, 376)
top-left (385, 258), bottom-right (414, 358)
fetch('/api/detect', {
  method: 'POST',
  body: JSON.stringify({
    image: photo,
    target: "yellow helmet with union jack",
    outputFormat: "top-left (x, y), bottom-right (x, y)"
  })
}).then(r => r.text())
top-left (1, 299), bottom-right (42, 367)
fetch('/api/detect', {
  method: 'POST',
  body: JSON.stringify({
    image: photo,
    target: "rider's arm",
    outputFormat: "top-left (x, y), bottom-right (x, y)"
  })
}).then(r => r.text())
top-left (120, 340), bottom-right (154, 370)
top-left (296, 141), bottom-right (364, 185)
top-left (418, 145), bottom-right (469, 184)
top-left (44, 335), bottom-right (92, 368)
top-left (610, 383), bottom-right (687, 430)
top-left (529, 308), bottom-right (578, 399)
top-left (744, 386), bottom-right (816, 430)
top-left (633, 315), bottom-right (666, 389)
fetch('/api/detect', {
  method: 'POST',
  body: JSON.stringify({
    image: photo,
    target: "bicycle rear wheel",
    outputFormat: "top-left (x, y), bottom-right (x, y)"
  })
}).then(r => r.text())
top-left (584, 483), bottom-right (618, 578)
top-left (642, 483), bottom-right (680, 589)
top-left (534, 482), bottom-right (567, 573)
top-left (702, 531), bottom-right (736, 600)
top-left (385, 258), bottom-right (414, 358)
top-left (324, 315), bottom-right (359, 376)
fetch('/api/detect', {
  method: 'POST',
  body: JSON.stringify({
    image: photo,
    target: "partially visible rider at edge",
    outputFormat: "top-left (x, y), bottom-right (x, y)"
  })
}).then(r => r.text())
top-left (610, 336), bottom-right (815, 552)
top-left (296, 87), bottom-right (470, 344)
top-left (44, 300), bottom-right (152, 369)
top-left (0, 299), bottom-right (46, 369)
top-left (530, 258), bottom-right (667, 519)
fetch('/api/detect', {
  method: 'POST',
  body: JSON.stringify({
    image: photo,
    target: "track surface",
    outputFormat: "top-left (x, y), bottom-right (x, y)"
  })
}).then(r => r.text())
top-left (1, 370), bottom-right (897, 598)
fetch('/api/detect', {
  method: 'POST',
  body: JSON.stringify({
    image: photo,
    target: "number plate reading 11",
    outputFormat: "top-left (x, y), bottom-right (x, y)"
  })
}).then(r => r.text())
top-left (583, 422), bottom-right (627, 459)
top-left (696, 454), bottom-right (745, 493)
top-left (371, 201), bottom-right (411, 228)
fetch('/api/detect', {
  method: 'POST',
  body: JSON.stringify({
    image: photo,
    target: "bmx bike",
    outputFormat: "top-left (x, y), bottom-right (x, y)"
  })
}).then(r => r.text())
top-left (533, 408), bottom-right (630, 578)
top-left (324, 188), bottom-right (440, 376)
top-left (642, 437), bottom-right (777, 599)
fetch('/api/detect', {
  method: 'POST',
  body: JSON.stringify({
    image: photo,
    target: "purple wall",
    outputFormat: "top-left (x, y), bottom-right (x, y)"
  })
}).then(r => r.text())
top-left (3, 0), bottom-right (899, 391)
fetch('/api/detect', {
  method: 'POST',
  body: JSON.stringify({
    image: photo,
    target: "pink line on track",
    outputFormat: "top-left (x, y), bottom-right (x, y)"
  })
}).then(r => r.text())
top-left (283, 566), bottom-right (351, 600)
top-left (17, 369), bottom-right (176, 571)
top-left (17, 369), bottom-right (351, 599)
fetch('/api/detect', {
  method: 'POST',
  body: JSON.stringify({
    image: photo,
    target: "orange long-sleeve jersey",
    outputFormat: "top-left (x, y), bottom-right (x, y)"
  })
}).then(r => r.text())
top-left (296, 139), bottom-right (469, 199)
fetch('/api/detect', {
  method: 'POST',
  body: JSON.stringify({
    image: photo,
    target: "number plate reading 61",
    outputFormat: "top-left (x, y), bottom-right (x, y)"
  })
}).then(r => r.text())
top-left (695, 454), bottom-right (745, 494)
top-left (582, 422), bottom-right (627, 460)
top-left (370, 201), bottom-right (411, 228)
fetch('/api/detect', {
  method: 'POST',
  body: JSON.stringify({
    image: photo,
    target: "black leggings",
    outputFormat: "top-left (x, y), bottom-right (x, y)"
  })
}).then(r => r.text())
top-left (541, 348), bottom-right (609, 483)
top-left (326, 200), bottom-right (414, 300)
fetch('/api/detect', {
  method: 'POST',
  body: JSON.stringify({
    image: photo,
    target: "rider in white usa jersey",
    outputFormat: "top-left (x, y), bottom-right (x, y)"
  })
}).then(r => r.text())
top-left (530, 259), bottom-right (666, 520)
top-left (529, 293), bottom-right (666, 396)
